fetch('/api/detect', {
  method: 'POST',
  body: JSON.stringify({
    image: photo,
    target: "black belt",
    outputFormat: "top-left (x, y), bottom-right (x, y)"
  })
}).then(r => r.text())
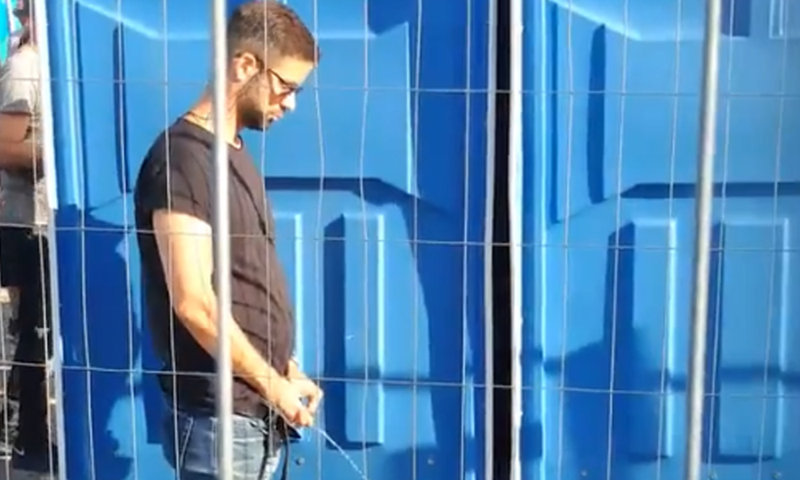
top-left (256, 410), bottom-right (291, 480)
top-left (279, 420), bottom-right (290, 480)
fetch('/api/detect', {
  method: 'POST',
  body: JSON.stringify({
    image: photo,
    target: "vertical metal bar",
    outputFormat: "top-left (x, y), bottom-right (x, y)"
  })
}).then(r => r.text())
top-left (33, 1), bottom-right (68, 478)
top-left (508, 0), bottom-right (523, 476)
top-left (112, 0), bottom-right (140, 477)
top-left (685, 0), bottom-right (722, 479)
top-left (483, 0), bottom-right (498, 477)
top-left (211, 0), bottom-right (233, 478)
top-left (411, 1), bottom-right (422, 479)
top-left (459, 0), bottom-right (472, 478)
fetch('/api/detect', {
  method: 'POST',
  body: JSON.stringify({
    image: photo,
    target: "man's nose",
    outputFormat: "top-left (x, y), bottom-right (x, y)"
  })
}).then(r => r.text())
top-left (281, 91), bottom-right (297, 112)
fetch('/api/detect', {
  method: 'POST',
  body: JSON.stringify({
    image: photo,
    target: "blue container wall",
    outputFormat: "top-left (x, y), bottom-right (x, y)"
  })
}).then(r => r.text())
top-left (523, 0), bottom-right (800, 479)
top-left (47, 1), bottom-right (489, 479)
top-left (0, 0), bottom-right (14, 64)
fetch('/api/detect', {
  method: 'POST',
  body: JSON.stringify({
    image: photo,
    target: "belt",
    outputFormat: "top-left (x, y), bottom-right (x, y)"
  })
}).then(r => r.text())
top-left (279, 420), bottom-right (290, 480)
top-left (256, 407), bottom-right (292, 480)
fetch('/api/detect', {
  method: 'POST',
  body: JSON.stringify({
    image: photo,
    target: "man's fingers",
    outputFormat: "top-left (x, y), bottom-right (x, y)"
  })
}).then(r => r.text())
top-left (284, 377), bottom-right (323, 423)
top-left (278, 393), bottom-right (314, 427)
top-left (307, 388), bottom-right (322, 415)
top-left (279, 398), bottom-right (300, 424)
top-left (294, 406), bottom-right (314, 427)
top-left (293, 378), bottom-right (316, 396)
top-left (291, 379), bottom-right (322, 401)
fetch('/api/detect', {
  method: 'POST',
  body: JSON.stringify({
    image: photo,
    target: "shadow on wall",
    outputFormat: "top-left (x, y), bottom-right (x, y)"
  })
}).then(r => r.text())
top-left (537, 226), bottom-right (725, 476)
top-left (542, 226), bottom-right (656, 475)
top-left (58, 204), bottom-right (166, 480)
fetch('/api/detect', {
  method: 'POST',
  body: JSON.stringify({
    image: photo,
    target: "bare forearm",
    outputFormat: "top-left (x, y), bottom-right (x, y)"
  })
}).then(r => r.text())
top-left (178, 299), bottom-right (286, 402)
top-left (287, 358), bottom-right (306, 380)
top-left (0, 140), bottom-right (39, 171)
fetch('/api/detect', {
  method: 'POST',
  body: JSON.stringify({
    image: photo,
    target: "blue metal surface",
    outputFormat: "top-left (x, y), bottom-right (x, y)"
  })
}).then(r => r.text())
top-left (47, 0), bottom-right (488, 479)
top-left (523, 0), bottom-right (800, 479)
top-left (0, 0), bottom-right (12, 63)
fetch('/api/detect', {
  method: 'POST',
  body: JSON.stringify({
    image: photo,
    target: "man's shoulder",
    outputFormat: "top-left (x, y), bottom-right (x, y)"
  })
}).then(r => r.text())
top-left (2, 45), bottom-right (38, 75)
top-left (134, 123), bottom-right (213, 204)
top-left (6, 30), bottom-right (21, 50)
top-left (141, 123), bottom-right (211, 171)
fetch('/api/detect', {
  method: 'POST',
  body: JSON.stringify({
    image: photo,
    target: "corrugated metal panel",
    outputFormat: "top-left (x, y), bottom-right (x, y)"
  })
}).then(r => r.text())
top-left (522, 0), bottom-right (800, 478)
top-left (48, 0), bottom-right (489, 478)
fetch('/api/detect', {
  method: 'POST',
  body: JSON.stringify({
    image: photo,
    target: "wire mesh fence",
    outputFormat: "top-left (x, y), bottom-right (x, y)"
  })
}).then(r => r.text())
top-left (0, 0), bottom-right (795, 479)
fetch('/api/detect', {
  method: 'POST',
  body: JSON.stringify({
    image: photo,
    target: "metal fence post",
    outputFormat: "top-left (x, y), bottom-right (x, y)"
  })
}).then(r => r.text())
top-left (211, 0), bottom-right (233, 478)
top-left (685, 0), bottom-right (722, 479)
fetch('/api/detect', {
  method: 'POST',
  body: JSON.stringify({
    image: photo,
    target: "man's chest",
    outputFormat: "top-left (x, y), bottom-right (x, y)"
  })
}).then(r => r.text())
top-left (227, 171), bottom-right (278, 271)
top-left (227, 160), bottom-right (272, 232)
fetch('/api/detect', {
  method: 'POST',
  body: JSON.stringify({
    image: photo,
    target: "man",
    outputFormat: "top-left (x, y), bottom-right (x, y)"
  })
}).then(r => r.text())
top-left (4, 0), bottom-right (29, 61)
top-left (134, 2), bottom-right (322, 478)
top-left (0, 0), bottom-right (54, 472)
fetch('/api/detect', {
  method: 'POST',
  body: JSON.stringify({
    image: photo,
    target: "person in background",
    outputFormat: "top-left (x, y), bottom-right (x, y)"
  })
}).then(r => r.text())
top-left (0, 0), bottom-right (55, 472)
top-left (4, 0), bottom-right (30, 61)
top-left (134, 1), bottom-right (322, 478)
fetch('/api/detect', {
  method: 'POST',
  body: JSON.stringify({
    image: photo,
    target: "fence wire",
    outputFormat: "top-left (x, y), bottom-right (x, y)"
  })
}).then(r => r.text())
top-left (0, 0), bottom-right (794, 480)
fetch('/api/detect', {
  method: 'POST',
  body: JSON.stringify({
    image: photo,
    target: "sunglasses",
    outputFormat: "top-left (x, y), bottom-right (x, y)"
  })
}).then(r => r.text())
top-left (236, 51), bottom-right (304, 97)
top-left (266, 68), bottom-right (303, 96)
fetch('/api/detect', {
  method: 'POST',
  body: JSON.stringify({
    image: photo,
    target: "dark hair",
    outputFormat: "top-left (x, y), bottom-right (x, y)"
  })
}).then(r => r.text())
top-left (13, 0), bottom-right (31, 19)
top-left (227, 0), bottom-right (319, 65)
top-left (17, 1), bottom-right (34, 46)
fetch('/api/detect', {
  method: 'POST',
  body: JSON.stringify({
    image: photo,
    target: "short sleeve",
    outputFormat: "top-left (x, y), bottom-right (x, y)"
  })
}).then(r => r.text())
top-left (139, 137), bottom-right (213, 224)
top-left (0, 50), bottom-right (37, 115)
top-left (5, 31), bottom-right (21, 60)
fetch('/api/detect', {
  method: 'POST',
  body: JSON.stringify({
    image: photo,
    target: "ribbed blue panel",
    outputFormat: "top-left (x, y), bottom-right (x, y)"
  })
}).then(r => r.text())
top-left (47, 0), bottom-right (489, 478)
top-left (523, 1), bottom-right (800, 479)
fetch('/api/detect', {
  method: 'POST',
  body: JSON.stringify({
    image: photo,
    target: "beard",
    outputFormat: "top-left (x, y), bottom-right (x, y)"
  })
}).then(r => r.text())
top-left (236, 84), bottom-right (272, 131)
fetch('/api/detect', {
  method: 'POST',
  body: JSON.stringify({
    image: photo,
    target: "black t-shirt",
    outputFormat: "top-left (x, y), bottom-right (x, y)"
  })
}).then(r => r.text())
top-left (134, 118), bottom-right (295, 419)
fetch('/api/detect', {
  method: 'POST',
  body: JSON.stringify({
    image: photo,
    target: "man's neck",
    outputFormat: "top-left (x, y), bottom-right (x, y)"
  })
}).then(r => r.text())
top-left (185, 93), bottom-right (240, 147)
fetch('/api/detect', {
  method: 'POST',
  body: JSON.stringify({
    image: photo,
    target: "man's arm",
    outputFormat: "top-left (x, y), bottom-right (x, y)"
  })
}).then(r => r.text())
top-left (0, 111), bottom-right (38, 171)
top-left (152, 209), bottom-right (314, 426)
top-left (0, 138), bottom-right (38, 170)
top-left (0, 111), bottom-right (30, 141)
top-left (0, 47), bottom-right (40, 172)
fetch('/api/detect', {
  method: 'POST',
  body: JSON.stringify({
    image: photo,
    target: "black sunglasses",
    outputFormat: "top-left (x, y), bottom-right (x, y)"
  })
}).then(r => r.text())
top-left (238, 51), bottom-right (304, 96)
top-left (267, 68), bottom-right (303, 96)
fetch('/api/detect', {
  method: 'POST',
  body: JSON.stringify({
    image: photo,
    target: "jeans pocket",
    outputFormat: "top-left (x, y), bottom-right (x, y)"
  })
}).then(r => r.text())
top-left (163, 411), bottom-right (195, 470)
top-left (177, 416), bottom-right (195, 469)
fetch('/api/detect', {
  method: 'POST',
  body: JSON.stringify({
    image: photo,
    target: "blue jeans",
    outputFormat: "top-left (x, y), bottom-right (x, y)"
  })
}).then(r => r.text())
top-left (162, 408), bottom-right (282, 480)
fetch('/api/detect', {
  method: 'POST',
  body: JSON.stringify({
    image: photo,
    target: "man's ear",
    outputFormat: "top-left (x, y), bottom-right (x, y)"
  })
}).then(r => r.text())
top-left (230, 52), bottom-right (261, 83)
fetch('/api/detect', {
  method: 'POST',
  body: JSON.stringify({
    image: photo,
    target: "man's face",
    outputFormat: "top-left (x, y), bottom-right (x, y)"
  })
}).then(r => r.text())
top-left (12, 0), bottom-right (29, 25)
top-left (233, 54), bottom-right (315, 132)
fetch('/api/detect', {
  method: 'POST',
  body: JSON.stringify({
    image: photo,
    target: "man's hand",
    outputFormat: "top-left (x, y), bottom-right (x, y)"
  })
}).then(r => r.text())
top-left (287, 359), bottom-right (324, 417)
top-left (290, 376), bottom-right (323, 417)
top-left (268, 377), bottom-right (316, 427)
